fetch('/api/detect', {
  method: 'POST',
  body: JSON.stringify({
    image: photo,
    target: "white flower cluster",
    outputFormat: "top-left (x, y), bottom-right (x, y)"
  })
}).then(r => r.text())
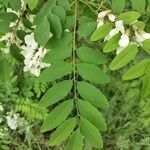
top-left (97, 10), bottom-right (150, 55)
top-left (21, 33), bottom-right (51, 77)
top-left (6, 111), bottom-right (19, 130)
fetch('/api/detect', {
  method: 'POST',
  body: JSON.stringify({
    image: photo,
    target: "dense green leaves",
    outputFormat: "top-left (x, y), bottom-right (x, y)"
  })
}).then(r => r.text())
top-left (65, 128), bottom-right (83, 150)
top-left (110, 45), bottom-right (139, 70)
top-left (103, 33), bottom-right (120, 53)
top-left (48, 118), bottom-right (76, 146)
top-left (112, 0), bottom-right (125, 13)
top-left (58, 0), bottom-right (70, 11)
top-left (34, 17), bottom-right (50, 46)
top-left (38, 80), bottom-right (72, 108)
top-left (80, 117), bottom-right (103, 148)
top-left (38, 63), bottom-right (72, 83)
top-left (27, 0), bottom-right (39, 10)
top-left (78, 100), bottom-right (107, 131)
top-left (77, 63), bottom-right (110, 84)
top-left (118, 11), bottom-right (141, 24)
top-left (130, 0), bottom-right (146, 13)
top-left (77, 46), bottom-right (107, 64)
top-left (90, 23), bottom-right (112, 41)
top-left (122, 59), bottom-right (150, 80)
top-left (41, 100), bottom-right (73, 132)
top-left (77, 82), bottom-right (109, 109)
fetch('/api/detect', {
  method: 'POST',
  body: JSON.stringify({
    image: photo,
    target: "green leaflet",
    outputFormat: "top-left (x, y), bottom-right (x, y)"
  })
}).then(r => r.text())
top-left (48, 13), bottom-right (62, 39)
top-left (77, 46), bottom-right (107, 65)
top-left (103, 33), bottom-right (120, 53)
top-left (110, 45), bottom-right (139, 70)
top-left (34, 17), bottom-right (50, 46)
top-left (27, 0), bottom-right (39, 10)
top-left (130, 0), bottom-right (146, 13)
top-left (35, 0), bottom-right (57, 24)
top-left (38, 80), bottom-right (73, 108)
top-left (37, 63), bottom-right (72, 83)
top-left (78, 22), bottom-right (97, 38)
top-left (142, 66), bottom-right (150, 98)
top-left (41, 100), bottom-right (73, 132)
top-left (118, 11), bottom-right (141, 25)
top-left (142, 39), bottom-right (150, 54)
top-left (77, 100), bottom-right (107, 131)
top-left (0, 59), bottom-right (12, 82)
top-left (77, 82), bottom-right (109, 109)
top-left (6, 0), bottom-right (21, 10)
top-left (80, 117), bottom-right (103, 149)
top-left (112, 0), bottom-right (125, 13)
top-left (77, 63), bottom-right (110, 84)
top-left (65, 128), bottom-right (83, 150)
top-left (57, 0), bottom-right (70, 11)
top-left (122, 59), bottom-right (150, 80)
top-left (48, 118), bottom-right (76, 146)
top-left (10, 44), bottom-right (24, 62)
top-left (43, 45), bottom-right (72, 63)
top-left (52, 5), bottom-right (66, 23)
top-left (46, 32), bottom-right (72, 49)
top-left (90, 23), bottom-right (112, 41)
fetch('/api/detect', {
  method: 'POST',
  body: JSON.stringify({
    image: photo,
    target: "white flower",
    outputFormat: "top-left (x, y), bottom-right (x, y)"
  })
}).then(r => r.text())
top-left (116, 31), bottom-right (130, 55)
top-left (108, 14), bottom-right (116, 22)
top-left (0, 32), bottom-right (14, 53)
top-left (21, 33), bottom-right (51, 77)
top-left (0, 103), bottom-right (4, 112)
top-left (6, 112), bottom-right (19, 130)
top-left (135, 30), bottom-right (150, 43)
top-left (105, 20), bottom-right (125, 41)
top-left (97, 10), bottom-right (112, 28)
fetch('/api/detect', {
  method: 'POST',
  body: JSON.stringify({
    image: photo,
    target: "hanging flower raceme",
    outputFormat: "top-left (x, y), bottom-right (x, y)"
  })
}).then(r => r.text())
top-left (105, 20), bottom-right (125, 41)
top-left (135, 30), bottom-right (150, 43)
top-left (116, 30), bottom-right (130, 55)
top-left (21, 33), bottom-right (51, 77)
top-left (97, 10), bottom-right (116, 28)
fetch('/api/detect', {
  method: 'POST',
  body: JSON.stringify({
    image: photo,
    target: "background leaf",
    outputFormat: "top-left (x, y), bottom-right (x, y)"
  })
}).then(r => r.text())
top-left (112, 0), bottom-right (125, 13)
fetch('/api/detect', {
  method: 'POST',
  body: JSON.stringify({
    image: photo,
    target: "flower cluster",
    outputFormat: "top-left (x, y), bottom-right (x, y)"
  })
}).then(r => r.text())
top-left (21, 33), bottom-right (51, 77)
top-left (6, 111), bottom-right (19, 130)
top-left (97, 10), bottom-right (150, 55)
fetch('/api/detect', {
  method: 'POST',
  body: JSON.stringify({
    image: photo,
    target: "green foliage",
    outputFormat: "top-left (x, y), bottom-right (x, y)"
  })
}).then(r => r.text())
top-left (112, 0), bottom-right (125, 13)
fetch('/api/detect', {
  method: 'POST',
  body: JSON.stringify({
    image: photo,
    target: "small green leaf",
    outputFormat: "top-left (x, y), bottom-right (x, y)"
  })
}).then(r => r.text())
top-left (52, 5), bottom-right (66, 23)
top-left (130, 0), bottom-right (146, 13)
top-left (41, 100), bottom-right (73, 132)
top-left (43, 45), bottom-right (72, 63)
top-left (110, 44), bottom-right (139, 70)
top-left (34, 17), bottom-right (50, 46)
top-left (58, 0), bottom-right (70, 11)
top-left (27, 0), bottom-right (39, 10)
top-left (118, 11), bottom-right (141, 24)
top-left (48, 118), bottom-right (76, 146)
top-left (77, 46), bottom-right (107, 65)
top-left (90, 23), bottom-right (112, 41)
top-left (77, 82), bottom-right (109, 109)
top-left (78, 22), bottom-right (97, 38)
top-left (38, 80), bottom-right (73, 108)
top-left (78, 100), bottom-right (107, 131)
top-left (142, 39), bottom-right (150, 54)
top-left (77, 63), bottom-right (110, 84)
top-left (38, 63), bottom-right (72, 83)
top-left (122, 59), bottom-right (150, 80)
top-left (65, 128), bottom-right (83, 150)
top-left (112, 0), bottom-right (125, 13)
top-left (48, 13), bottom-right (62, 39)
top-left (142, 66), bottom-right (150, 97)
top-left (10, 44), bottom-right (24, 62)
top-left (80, 117), bottom-right (103, 149)
top-left (103, 33), bottom-right (120, 53)
top-left (0, 59), bottom-right (12, 82)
